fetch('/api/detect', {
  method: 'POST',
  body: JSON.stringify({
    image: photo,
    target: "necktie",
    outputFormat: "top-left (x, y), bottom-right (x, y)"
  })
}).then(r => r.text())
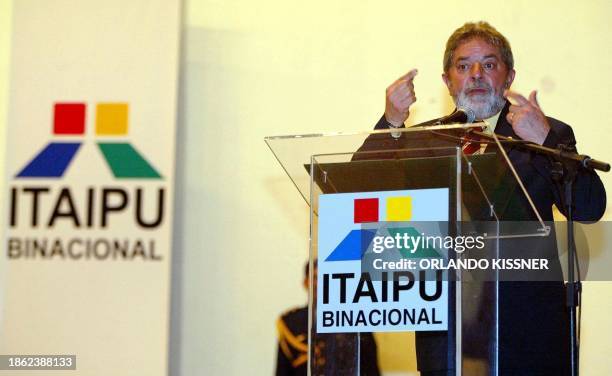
top-left (461, 127), bottom-right (485, 155)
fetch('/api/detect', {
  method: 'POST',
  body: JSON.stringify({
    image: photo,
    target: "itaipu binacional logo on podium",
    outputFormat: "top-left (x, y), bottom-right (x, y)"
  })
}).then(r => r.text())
top-left (7, 102), bottom-right (168, 261)
top-left (317, 189), bottom-right (450, 333)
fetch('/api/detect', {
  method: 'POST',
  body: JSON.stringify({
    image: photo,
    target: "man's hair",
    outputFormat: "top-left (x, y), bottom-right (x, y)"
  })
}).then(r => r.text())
top-left (304, 260), bottom-right (317, 279)
top-left (443, 21), bottom-right (514, 73)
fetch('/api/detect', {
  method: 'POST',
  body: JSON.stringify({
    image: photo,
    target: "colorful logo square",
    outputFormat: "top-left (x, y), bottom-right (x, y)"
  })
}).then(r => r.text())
top-left (386, 196), bottom-right (412, 221)
top-left (17, 101), bottom-right (163, 180)
top-left (54, 103), bottom-right (86, 135)
top-left (354, 198), bottom-right (379, 223)
top-left (96, 103), bottom-right (129, 135)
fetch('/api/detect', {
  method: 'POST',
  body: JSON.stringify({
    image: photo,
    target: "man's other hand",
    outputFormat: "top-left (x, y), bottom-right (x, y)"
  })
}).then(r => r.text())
top-left (505, 90), bottom-right (551, 145)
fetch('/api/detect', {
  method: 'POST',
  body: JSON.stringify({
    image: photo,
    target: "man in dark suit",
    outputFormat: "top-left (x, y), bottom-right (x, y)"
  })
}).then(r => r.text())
top-left (361, 21), bottom-right (606, 375)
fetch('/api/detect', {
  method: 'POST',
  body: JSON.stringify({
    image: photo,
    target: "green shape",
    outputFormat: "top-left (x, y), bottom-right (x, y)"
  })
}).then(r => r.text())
top-left (98, 143), bottom-right (162, 179)
top-left (387, 227), bottom-right (442, 258)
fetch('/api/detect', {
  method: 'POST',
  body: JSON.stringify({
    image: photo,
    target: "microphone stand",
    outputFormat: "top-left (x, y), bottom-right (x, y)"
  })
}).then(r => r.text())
top-left (472, 130), bottom-right (610, 376)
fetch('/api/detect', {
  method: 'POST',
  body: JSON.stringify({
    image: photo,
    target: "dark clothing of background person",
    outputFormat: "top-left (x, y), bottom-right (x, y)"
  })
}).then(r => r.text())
top-left (276, 306), bottom-right (381, 376)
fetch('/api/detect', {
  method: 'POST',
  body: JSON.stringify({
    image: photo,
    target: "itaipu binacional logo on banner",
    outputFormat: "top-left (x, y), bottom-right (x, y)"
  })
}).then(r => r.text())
top-left (316, 189), bottom-right (450, 333)
top-left (7, 102), bottom-right (168, 261)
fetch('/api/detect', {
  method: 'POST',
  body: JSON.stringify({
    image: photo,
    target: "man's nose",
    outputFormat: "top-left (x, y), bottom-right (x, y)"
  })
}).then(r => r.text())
top-left (469, 62), bottom-right (483, 79)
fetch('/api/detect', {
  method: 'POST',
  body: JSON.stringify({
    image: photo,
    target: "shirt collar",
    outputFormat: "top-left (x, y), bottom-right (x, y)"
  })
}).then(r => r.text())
top-left (481, 111), bottom-right (502, 134)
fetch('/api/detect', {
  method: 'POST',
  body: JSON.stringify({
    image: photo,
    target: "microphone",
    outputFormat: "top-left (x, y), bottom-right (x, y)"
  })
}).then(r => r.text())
top-left (435, 107), bottom-right (476, 125)
top-left (388, 107), bottom-right (476, 139)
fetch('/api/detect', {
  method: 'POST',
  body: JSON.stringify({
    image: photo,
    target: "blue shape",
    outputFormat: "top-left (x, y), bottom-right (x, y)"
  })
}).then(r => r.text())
top-left (325, 229), bottom-right (377, 261)
top-left (17, 142), bottom-right (81, 178)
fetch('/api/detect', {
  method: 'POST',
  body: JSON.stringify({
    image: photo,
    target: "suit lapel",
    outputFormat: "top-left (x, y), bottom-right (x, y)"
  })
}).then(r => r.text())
top-left (494, 100), bottom-right (519, 138)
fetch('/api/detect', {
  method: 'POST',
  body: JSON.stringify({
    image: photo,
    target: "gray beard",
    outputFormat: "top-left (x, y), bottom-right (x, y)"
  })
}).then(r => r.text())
top-left (454, 91), bottom-right (506, 120)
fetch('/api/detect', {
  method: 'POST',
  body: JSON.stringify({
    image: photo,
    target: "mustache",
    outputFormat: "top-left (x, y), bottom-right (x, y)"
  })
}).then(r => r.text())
top-left (463, 81), bottom-right (492, 93)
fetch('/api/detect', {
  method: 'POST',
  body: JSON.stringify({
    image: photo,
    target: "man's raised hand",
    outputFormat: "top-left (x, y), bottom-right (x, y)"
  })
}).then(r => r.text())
top-left (385, 69), bottom-right (418, 127)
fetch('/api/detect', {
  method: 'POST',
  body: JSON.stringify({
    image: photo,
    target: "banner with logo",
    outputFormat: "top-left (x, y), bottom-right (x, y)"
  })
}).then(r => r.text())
top-left (317, 189), bottom-right (449, 333)
top-left (1, 1), bottom-right (179, 375)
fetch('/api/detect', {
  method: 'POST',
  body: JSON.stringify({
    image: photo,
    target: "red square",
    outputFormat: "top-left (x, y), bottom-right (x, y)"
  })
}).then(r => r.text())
top-left (354, 198), bottom-right (379, 223)
top-left (54, 103), bottom-right (86, 135)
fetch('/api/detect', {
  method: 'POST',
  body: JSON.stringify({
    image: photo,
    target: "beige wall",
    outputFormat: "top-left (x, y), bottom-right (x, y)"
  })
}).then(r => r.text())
top-left (0, 0), bottom-right (11, 223)
top-left (0, 0), bottom-right (12, 333)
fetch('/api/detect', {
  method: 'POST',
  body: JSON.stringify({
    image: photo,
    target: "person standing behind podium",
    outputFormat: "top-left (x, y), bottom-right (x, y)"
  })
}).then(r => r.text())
top-left (376, 21), bottom-right (604, 226)
top-left (275, 261), bottom-right (381, 375)
top-left (275, 262), bottom-right (312, 376)
top-left (363, 21), bottom-right (606, 376)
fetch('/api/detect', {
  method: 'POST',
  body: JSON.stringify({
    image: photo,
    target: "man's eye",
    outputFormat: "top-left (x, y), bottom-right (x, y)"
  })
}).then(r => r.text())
top-left (484, 62), bottom-right (495, 69)
top-left (457, 64), bottom-right (468, 71)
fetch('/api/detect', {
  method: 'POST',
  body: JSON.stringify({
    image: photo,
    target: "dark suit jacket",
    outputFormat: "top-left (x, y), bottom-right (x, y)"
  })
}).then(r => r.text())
top-left (366, 101), bottom-right (605, 222)
top-left (357, 101), bottom-right (606, 374)
top-left (276, 306), bottom-right (381, 376)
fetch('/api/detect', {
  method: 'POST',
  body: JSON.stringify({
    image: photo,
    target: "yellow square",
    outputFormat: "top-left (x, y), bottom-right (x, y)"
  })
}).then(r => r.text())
top-left (96, 103), bottom-right (129, 135)
top-left (386, 196), bottom-right (412, 221)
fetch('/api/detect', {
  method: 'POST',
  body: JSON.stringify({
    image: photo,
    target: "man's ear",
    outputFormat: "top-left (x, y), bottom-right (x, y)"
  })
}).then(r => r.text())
top-left (442, 72), bottom-right (451, 89)
top-left (505, 69), bottom-right (516, 89)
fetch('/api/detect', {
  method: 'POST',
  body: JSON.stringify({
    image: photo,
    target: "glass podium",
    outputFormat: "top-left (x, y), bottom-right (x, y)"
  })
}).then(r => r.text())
top-left (266, 124), bottom-right (551, 376)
